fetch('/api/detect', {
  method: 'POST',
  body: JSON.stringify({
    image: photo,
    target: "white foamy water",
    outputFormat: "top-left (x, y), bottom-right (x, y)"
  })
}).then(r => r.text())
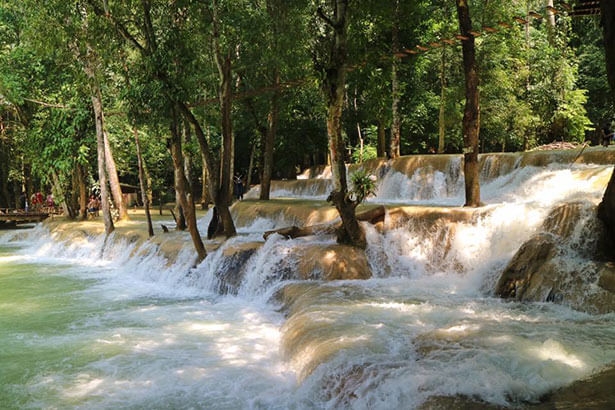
top-left (1, 156), bottom-right (614, 409)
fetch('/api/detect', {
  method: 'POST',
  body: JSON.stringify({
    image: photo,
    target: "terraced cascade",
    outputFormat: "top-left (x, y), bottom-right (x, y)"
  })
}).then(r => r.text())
top-left (2, 148), bottom-right (615, 409)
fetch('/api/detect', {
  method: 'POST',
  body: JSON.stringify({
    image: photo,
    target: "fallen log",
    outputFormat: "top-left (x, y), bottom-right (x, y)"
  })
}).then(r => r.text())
top-left (263, 205), bottom-right (385, 240)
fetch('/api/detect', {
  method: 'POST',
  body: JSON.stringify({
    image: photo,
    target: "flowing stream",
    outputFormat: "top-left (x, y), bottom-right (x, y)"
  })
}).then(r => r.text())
top-left (2, 150), bottom-right (615, 409)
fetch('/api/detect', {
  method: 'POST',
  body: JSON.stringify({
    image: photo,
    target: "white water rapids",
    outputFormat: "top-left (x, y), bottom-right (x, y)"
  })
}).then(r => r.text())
top-left (1, 152), bottom-right (615, 409)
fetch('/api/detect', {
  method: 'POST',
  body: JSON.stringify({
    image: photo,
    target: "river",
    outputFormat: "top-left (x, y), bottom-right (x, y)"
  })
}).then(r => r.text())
top-left (2, 150), bottom-right (615, 409)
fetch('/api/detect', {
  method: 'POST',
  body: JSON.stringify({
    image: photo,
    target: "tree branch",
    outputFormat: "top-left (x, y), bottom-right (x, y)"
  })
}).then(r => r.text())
top-left (317, 6), bottom-right (337, 28)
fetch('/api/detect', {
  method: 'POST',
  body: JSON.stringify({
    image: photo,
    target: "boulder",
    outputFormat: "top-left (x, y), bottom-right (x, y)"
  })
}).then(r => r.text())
top-left (495, 233), bottom-right (559, 301)
top-left (496, 202), bottom-right (615, 314)
top-left (597, 169), bottom-right (615, 255)
top-left (214, 241), bottom-right (261, 295)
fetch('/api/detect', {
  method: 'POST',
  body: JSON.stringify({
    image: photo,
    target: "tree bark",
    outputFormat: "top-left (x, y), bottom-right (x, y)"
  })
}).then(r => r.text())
top-left (211, 0), bottom-right (237, 237)
top-left (103, 130), bottom-right (127, 220)
top-left (91, 90), bottom-right (114, 234)
top-left (76, 163), bottom-right (87, 220)
top-left (456, 0), bottom-right (481, 207)
top-left (134, 126), bottom-right (154, 237)
top-left (597, 0), bottom-right (615, 247)
top-left (177, 102), bottom-right (237, 238)
top-left (601, 0), bottom-right (615, 102)
top-left (260, 68), bottom-right (279, 200)
top-left (377, 117), bottom-right (386, 158)
top-left (390, 0), bottom-right (401, 159)
top-left (170, 108), bottom-right (206, 263)
top-left (438, 44), bottom-right (447, 154)
top-left (317, 0), bottom-right (366, 249)
top-left (260, 0), bottom-right (282, 200)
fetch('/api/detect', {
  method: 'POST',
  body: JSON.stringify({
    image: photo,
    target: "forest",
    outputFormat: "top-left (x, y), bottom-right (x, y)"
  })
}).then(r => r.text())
top-left (0, 1), bottom-right (612, 235)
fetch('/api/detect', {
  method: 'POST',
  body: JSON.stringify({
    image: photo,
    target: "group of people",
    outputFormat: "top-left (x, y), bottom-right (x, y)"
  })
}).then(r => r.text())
top-left (19, 191), bottom-right (55, 212)
top-left (87, 195), bottom-right (100, 217)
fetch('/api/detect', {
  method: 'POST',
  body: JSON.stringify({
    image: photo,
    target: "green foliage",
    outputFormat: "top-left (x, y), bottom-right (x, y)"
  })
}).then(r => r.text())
top-left (0, 0), bottom-right (613, 210)
top-left (349, 169), bottom-right (376, 205)
top-left (351, 143), bottom-right (377, 163)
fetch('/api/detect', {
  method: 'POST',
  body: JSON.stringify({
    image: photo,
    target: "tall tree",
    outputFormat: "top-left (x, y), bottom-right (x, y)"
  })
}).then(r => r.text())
top-left (315, 0), bottom-right (366, 249)
top-left (389, 0), bottom-right (401, 159)
top-left (456, 0), bottom-right (481, 207)
top-left (597, 0), bottom-right (615, 246)
top-left (208, 0), bottom-right (237, 237)
top-left (259, 0), bottom-right (283, 201)
top-left (88, 0), bottom-right (209, 260)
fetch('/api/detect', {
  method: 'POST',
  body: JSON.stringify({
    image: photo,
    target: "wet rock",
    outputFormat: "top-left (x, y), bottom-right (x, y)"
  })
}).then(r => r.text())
top-left (420, 363), bottom-right (615, 409)
top-left (495, 208), bottom-right (615, 314)
top-left (598, 263), bottom-right (615, 292)
top-left (495, 233), bottom-right (559, 300)
top-left (214, 242), bottom-right (261, 295)
top-left (295, 244), bottom-right (372, 280)
top-left (532, 363), bottom-right (615, 409)
top-left (419, 396), bottom-right (507, 410)
top-left (597, 169), bottom-right (615, 254)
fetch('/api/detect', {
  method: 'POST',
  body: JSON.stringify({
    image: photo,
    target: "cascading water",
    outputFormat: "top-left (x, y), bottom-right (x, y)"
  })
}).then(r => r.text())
top-left (2, 149), bottom-right (615, 409)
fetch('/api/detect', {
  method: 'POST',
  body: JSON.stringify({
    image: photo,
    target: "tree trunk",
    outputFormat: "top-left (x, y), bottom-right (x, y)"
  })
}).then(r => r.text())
top-left (51, 170), bottom-right (73, 218)
top-left (211, 0), bottom-right (237, 237)
top-left (377, 117), bottom-right (386, 158)
top-left (77, 163), bottom-right (87, 220)
top-left (390, 0), bottom-right (401, 159)
top-left (134, 126), bottom-right (154, 237)
top-left (546, 0), bottom-right (556, 42)
top-left (170, 108), bottom-right (206, 263)
top-left (260, 68), bottom-right (279, 200)
top-left (601, 1), bottom-right (615, 102)
top-left (103, 130), bottom-right (127, 220)
top-left (177, 102), bottom-right (236, 238)
top-left (456, 0), bottom-right (481, 207)
top-left (438, 44), bottom-right (447, 154)
top-left (597, 0), bottom-right (615, 247)
top-left (91, 90), bottom-right (114, 234)
top-left (201, 153), bottom-right (210, 208)
top-left (318, 0), bottom-right (366, 249)
top-left (247, 141), bottom-right (256, 190)
top-left (261, 0), bottom-right (282, 200)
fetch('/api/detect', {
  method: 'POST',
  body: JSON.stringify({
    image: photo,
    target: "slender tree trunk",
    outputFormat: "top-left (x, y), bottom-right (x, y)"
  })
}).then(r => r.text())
top-left (260, 68), bottom-right (279, 200)
top-left (601, 0), bottom-right (615, 101)
top-left (178, 103), bottom-right (236, 238)
top-left (390, 0), bottom-right (401, 159)
top-left (317, 0), bottom-right (366, 249)
top-left (438, 44), bottom-right (447, 154)
top-left (211, 1), bottom-right (237, 237)
top-left (546, 0), bottom-right (556, 42)
top-left (170, 108), bottom-right (206, 263)
top-left (597, 0), bottom-right (615, 246)
top-left (104, 131), bottom-right (127, 220)
top-left (134, 126), bottom-right (154, 237)
top-left (377, 117), bottom-right (386, 158)
top-left (0, 136), bottom-right (10, 208)
top-left (77, 163), bottom-right (87, 220)
top-left (75, 30), bottom-right (114, 232)
top-left (247, 141), bottom-right (256, 189)
top-left (91, 90), bottom-right (114, 234)
top-left (261, 0), bottom-right (282, 200)
top-left (523, 6), bottom-right (531, 151)
top-left (51, 170), bottom-right (73, 218)
top-left (456, 0), bottom-right (481, 207)
top-left (201, 153), bottom-right (210, 208)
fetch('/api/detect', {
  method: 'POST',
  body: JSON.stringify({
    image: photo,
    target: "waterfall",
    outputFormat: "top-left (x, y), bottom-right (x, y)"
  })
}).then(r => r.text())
top-left (3, 148), bottom-right (615, 409)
